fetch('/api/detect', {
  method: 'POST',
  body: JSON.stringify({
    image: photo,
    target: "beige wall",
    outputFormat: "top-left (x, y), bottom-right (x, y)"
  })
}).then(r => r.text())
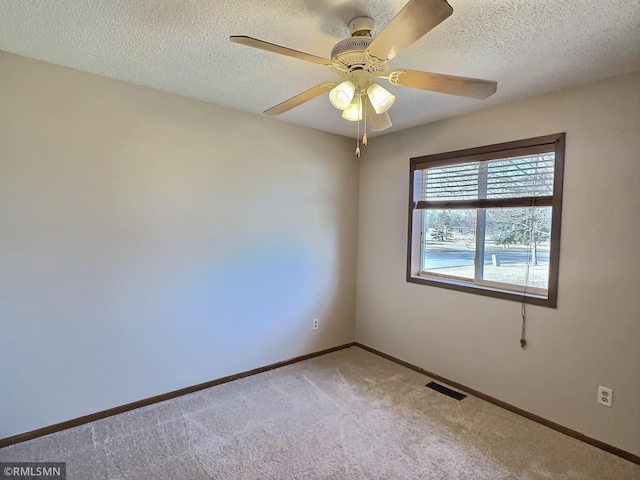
top-left (356, 71), bottom-right (640, 456)
top-left (0, 53), bottom-right (358, 438)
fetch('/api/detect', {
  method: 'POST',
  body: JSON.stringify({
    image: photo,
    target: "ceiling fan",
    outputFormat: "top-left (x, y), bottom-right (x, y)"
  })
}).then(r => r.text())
top-left (230, 0), bottom-right (497, 156)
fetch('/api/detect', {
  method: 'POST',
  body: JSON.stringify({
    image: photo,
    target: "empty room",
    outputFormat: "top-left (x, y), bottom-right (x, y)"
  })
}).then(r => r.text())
top-left (1, 1), bottom-right (639, 478)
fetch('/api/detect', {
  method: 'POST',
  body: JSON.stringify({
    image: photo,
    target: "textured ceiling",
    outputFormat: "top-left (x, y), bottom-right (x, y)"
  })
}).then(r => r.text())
top-left (1, 1), bottom-right (639, 138)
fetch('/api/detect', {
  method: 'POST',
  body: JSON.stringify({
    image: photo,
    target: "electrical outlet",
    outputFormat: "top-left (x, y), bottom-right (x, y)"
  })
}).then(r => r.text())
top-left (597, 386), bottom-right (613, 407)
top-left (312, 318), bottom-right (319, 330)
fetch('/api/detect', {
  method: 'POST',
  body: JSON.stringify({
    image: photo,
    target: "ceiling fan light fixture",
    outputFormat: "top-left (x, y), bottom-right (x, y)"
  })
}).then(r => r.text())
top-left (342, 97), bottom-right (363, 121)
top-left (329, 81), bottom-right (356, 110)
top-left (367, 83), bottom-right (395, 114)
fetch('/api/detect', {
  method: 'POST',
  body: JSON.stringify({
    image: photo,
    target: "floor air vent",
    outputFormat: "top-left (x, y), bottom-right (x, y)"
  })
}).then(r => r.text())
top-left (426, 382), bottom-right (467, 401)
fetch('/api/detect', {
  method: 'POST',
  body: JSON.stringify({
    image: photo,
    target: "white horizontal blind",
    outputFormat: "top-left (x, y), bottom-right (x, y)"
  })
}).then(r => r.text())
top-left (414, 153), bottom-right (555, 203)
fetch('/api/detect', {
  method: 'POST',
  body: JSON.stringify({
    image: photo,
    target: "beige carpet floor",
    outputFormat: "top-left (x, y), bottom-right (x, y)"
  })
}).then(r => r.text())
top-left (1, 346), bottom-right (638, 479)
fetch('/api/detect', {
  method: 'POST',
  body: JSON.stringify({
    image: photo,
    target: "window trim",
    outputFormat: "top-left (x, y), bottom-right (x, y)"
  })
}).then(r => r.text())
top-left (406, 133), bottom-right (566, 308)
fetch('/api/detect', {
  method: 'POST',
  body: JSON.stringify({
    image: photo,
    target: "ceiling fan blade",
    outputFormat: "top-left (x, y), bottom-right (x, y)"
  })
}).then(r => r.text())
top-left (230, 36), bottom-right (332, 66)
top-left (264, 82), bottom-right (337, 116)
top-left (365, 97), bottom-right (392, 132)
top-left (366, 0), bottom-right (453, 61)
top-left (388, 69), bottom-right (497, 99)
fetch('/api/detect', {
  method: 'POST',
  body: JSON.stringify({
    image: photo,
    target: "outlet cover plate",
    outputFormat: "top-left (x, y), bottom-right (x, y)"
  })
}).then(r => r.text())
top-left (597, 386), bottom-right (613, 407)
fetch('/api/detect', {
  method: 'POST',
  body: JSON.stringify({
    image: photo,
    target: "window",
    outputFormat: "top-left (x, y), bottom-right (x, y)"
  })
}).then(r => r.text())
top-left (407, 133), bottom-right (565, 307)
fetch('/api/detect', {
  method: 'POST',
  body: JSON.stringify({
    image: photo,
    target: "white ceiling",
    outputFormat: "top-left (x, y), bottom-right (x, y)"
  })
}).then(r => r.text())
top-left (1, 1), bottom-right (639, 138)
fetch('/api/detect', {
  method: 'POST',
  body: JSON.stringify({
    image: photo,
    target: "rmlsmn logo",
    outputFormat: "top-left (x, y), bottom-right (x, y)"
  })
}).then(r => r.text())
top-left (1, 462), bottom-right (66, 480)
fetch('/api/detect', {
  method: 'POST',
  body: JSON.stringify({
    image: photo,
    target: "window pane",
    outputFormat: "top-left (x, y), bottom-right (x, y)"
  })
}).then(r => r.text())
top-left (416, 163), bottom-right (479, 201)
top-left (481, 207), bottom-right (552, 289)
top-left (485, 154), bottom-right (555, 199)
top-left (422, 209), bottom-right (477, 280)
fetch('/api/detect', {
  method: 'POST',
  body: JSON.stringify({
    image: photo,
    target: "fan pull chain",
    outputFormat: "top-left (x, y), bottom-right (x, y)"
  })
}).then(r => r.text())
top-left (355, 99), bottom-right (361, 157)
top-left (363, 98), bottom-right (368, 146)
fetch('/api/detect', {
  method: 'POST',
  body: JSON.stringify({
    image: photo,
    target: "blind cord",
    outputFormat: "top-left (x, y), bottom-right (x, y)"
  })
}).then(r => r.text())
top-left (521, 223), bottom-right (532, 349)
top-left (521, 159), bottom-right (541, 349)
top-left (520, 303), bottom-right (527, 348)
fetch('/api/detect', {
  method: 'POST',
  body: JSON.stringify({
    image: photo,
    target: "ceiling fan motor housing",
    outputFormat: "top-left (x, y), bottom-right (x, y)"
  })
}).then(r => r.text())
top-left (331, 17), bottom-right (388, 79)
